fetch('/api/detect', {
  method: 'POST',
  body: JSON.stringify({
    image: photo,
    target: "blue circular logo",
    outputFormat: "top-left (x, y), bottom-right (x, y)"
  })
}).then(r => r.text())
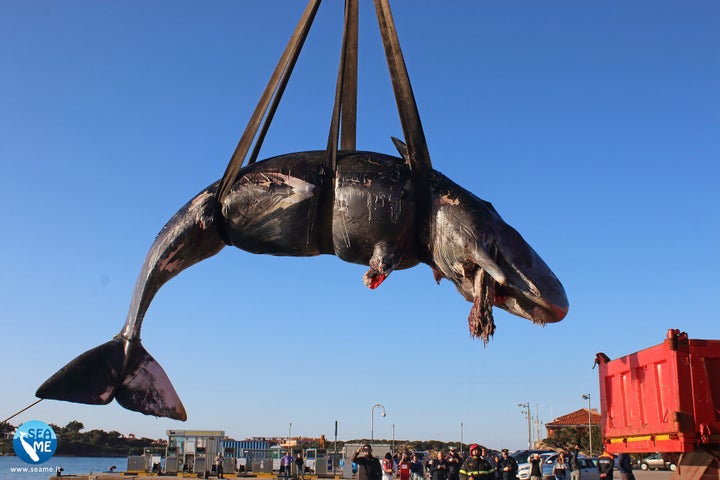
top-left (13, 420), bottom-right (57, 464)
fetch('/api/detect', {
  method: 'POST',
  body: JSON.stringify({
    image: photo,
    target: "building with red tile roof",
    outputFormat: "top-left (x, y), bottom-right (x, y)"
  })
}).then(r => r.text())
top-left (545, 408), bottom-right (601, 438)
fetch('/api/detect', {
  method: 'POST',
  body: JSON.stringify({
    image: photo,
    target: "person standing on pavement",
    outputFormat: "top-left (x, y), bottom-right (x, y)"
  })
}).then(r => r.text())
top-left (410, 454), bottom-right (424, 480)
top-left (281, 452), bottom-right (293, 478)
top-left (597, 451), bottom-right (614, 480)
top-left (568, 445), bottom-right (581, 480)
top-left (428, 451), bottom-right (448, 480)
top-left (480, 448), bottom-right (495, 470)
top-left (492, 455), bottom-right (502, 480)
top-left (551, 452), bottom-right (568, 480)
top-left (528, 453), bottom-right (543, 480)
top-left (397, 452), bottom-right (412, 480)
top-left (617, 454), bottom-right (635, 480)
top-left (352, 445), bottom-right (383, 480)
top-left (497, 449), bottom-right (517, 480)
top-left (295, 453), bottom-right (305, 480)
top-left (459, 444), bottom-right (494, 480)
top-left (215, 452), bottom-right (224, 479)
top-left (382, 452), bottom-right (396, 480)
top-left (445, 447), bottom-right (462, 480)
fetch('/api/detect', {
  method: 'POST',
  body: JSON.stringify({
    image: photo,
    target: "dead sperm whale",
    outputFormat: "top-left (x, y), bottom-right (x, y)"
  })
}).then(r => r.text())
top-left (36, 148), bottom-right (568, 420)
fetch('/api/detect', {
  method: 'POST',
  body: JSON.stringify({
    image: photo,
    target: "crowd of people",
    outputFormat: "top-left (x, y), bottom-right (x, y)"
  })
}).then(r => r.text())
top-left (352, 444), bottom-right (518, 480)
top-left (352, 443), bottom-right (636, 480)
top-left (279, 451), bottom-right (306, 479)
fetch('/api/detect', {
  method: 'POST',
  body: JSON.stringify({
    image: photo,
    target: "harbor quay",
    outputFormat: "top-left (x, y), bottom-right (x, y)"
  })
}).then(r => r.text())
top-left (45, 469), bottom-right (673, 480)
top-left (47, 474), bottom-right (341, 480)
top-left (40, 430), bottom-right (673, 480)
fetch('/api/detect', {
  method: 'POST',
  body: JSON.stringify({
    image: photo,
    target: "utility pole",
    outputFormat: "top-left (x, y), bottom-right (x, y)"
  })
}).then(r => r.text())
top-left (518, 402), bottom-right (531, 450)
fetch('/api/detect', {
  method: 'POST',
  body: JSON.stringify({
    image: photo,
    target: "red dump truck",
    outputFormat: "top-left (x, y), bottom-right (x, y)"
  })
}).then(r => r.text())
top-left (595, 329), bottom-right (720, 479)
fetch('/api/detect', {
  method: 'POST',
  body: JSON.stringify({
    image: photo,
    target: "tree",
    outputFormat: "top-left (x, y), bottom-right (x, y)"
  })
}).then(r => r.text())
top-left (542, 426), bottom-right (602, 455)
top-left (544, 427), bottom-right (582, 450)
top-left (0, 422), bottom-right (14, 435)
top-left (65, 420), bottom-right (85, 434)
top-left (0, 422), bottom-right (15, 455)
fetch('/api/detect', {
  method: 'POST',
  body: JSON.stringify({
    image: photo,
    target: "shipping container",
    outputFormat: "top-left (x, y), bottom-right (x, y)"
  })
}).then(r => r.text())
top-left (596, 329), bottom-right (720, 454)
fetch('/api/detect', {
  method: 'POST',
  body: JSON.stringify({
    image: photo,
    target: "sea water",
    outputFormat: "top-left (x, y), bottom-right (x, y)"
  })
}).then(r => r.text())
top-left (0, 456), bottom-right (125, 480)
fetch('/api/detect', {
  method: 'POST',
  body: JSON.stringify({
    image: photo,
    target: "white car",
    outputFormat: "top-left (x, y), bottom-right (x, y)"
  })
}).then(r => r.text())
top-left (517, 453), bottom-right (555, 480)
top-left (639, 453), bottom-right (677, 471)
top-left (541, 455), bottom-right (600, 480)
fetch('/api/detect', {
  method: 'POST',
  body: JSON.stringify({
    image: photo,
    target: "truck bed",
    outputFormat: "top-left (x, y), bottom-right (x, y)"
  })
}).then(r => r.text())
top-left (596, 329), bottom-right (720, 454)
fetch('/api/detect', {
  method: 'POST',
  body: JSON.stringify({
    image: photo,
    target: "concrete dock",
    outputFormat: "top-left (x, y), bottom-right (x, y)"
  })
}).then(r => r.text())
top-left (48, 475), bottom-right (341, 480)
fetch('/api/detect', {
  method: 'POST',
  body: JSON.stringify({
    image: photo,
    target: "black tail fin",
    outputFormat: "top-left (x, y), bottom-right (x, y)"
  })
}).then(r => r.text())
top-left (36, 338), bottom-right (186, 421)
top-left (115, 342), bottom-right (187, 420)
top-left (36, 339), bottom-right (125, 405)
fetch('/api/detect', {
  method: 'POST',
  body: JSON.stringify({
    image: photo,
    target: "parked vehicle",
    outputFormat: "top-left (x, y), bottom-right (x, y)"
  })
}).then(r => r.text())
top-left (596, 329), bottom-right (720, 477)
top-left (638, 453), bottom-right (677, 471)
top-left (511, 450), bottom-right (554, 465)
top-left (516, 452), bottom-right (554, 480)
top-left (541, 454), bottom-right (599, 480)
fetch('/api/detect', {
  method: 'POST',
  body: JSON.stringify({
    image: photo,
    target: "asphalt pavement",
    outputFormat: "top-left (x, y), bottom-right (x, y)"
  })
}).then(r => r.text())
top-left (632, 469), bottom-right (672, 480)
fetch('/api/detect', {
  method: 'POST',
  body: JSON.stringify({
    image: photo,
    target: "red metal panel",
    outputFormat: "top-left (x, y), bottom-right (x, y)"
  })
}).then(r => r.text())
top-left (688, 340), bottom-right (720, 444)
top-left (597, 330), bottom-right (720, 454)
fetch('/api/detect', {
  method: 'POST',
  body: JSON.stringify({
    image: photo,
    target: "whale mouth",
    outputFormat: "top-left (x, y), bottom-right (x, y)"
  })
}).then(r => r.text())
top-left (494, 281), bottom-right (569, 325)
top-left (466, 256), bottom-right (569, 344)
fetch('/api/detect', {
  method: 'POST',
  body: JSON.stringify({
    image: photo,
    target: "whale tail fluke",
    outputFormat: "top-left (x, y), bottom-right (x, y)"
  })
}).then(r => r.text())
top-left (115, 341), bottom-right (187, 420)
top-left (35, 339), bottom-right (125, 405)
top-left (36, 337), bottom-right (186, 421)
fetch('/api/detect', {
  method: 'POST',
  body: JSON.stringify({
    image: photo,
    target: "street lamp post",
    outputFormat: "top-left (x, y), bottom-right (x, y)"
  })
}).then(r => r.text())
top-left (460, 422), bottom-right (464, 456)
top-left (392, 424), bottom-right (395, 454)
top-left (371, 403), bottom-right (387, 446)
top-left (582, 394), bottom-right (592, 455)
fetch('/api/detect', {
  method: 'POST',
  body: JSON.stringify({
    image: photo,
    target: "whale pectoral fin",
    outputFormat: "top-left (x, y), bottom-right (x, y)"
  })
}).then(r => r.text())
top-left (36, 339), bottom-right (125, 405)
top-left (115, 342), bottom-right (187, 421)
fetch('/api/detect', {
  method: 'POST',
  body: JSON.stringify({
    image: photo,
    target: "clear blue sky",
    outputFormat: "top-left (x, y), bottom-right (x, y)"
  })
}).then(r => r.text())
top-left (1, 1), bottom-right (718, 451)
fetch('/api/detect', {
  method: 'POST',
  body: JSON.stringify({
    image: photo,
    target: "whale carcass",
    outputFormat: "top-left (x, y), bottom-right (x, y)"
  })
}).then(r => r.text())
top-left (36, 147), bottom-right (568, 420)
